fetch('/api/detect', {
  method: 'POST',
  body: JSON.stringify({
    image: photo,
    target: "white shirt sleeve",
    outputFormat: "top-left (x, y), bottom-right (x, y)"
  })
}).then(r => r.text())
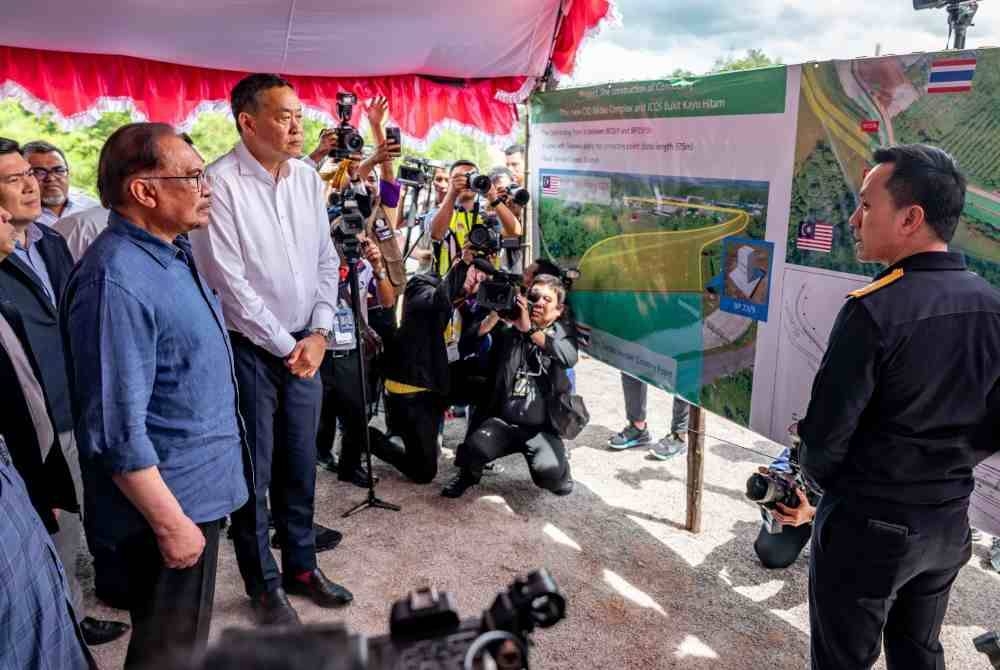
top-left (310, 173), bottom-right (339, 332)
top-left (190, 183), bottom-right (298, 357)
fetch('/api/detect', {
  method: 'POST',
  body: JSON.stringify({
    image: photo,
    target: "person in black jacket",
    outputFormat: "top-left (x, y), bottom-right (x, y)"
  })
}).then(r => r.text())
top-left (370, 245), bottom-right (486, 483)
top-left (0, 138), bottom-right (128, 645)
top-left (798, 144), bottom-right (1000, 670)
top-left (442, 274), bottom-right (577, 498)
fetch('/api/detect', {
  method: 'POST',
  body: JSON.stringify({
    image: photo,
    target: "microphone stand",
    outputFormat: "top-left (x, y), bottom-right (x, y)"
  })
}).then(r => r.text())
top-left (342, 248), bottom-right (401, 517)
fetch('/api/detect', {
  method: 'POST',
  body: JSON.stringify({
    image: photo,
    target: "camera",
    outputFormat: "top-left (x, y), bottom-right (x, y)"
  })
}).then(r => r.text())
top-left (329, 92), bottom-right (365, 160)
top-left (191, 570), bottom-right (565, 670)
top-left (397, 156), bottom-right (447, 188)
top-left (467, 222), bottom-right (501, 256)
top-left (463, 170), bottom-right (493, 195)
top-left (332, 190), bottom-right (366, 259)
top-left (746, 441), bottom-right (812, 534)
top-left (506, 184), bottom-right (530, 207)
top-left (472, 257), bottom-right (525, 317)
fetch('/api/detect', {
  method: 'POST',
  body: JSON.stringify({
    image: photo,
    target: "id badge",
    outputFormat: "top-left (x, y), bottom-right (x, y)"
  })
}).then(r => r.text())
top-left (334, 306), bottom-right (356, 347)
top-left (445, 309), bottom-right (461, 363)
top-left (374, 217), bottom-right (394, 242)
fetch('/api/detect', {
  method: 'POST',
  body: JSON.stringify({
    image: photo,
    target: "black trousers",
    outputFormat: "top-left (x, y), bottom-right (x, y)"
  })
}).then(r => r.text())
top-left (809, 493), bottom-right (972, 670)
top-left (371, 391), bottom-right (446, 484)
top-left (317, 349), bottom-right (365, 470)
top-left (120, 520), bottom-right (221, 669)
top-left (754, 519), bottom-right (812, 569)
top-left (228, 333), bottom-right (322, 598)
top-left (458, 417), bottom-right (572, 492)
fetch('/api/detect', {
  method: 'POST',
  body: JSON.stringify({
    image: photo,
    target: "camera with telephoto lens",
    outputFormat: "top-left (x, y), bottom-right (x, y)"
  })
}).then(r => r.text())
top-left (462, 169), bottom-right (493, 195)
top-left (505, 184), bottom-right (531, 207)
top-left (332, 190), bottom-right (366, 259)
top-left (191, 570), bottom-right (565, 670)
top-left (328, 92), bottom-right (365, 160)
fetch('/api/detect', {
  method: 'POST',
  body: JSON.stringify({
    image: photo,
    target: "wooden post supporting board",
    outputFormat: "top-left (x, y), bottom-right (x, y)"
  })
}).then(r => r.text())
top-left (686, 404), bottom-right (706, 533)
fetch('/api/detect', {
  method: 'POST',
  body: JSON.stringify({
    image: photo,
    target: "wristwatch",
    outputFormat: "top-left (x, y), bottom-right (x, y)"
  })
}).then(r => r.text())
top-left (311, 328), bottom-right (333, 344)
top-left (490, 196), bottom-right (507, 208)
top-left (526, 326), bottom-right (542, 337)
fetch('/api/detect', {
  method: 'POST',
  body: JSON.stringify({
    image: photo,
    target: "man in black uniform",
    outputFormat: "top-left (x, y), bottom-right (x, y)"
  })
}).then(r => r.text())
top-left (799, 144), bottom-right (1000, 670)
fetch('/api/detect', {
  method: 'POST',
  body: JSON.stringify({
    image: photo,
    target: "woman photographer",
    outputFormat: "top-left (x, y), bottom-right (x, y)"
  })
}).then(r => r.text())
top-left (442, 274), bottom-right (577, 498)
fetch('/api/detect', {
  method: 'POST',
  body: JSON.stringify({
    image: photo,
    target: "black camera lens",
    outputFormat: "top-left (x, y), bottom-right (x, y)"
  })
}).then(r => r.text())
top-left (466, 171), bottom-right (492, 194)
top-left (345, 132), bottom-right (364, 152)
top-left (509, 186), bottom-right (531, 206)
top-left (745, 473), bottom-right (772, 503)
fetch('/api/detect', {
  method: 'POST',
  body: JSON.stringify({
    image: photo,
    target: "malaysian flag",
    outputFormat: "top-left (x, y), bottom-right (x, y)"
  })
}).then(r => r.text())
top-left (542, 175), bottom-right (561, 196)
top-left (927, 57), bottom-right (976, 94)
top-left (797, 221), bottom-right (834, 253)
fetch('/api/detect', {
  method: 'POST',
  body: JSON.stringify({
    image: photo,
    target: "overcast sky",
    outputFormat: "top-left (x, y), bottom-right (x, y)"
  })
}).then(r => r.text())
top-left (569, 0), bottom-right (1000, 85)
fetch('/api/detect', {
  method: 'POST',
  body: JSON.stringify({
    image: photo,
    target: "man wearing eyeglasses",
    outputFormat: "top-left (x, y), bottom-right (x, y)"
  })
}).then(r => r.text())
top-left (0, 137), bottom-right (128, 647)
top-left (61, 123), bottom-right (250, 667)
top-left (21, 141), bottom-right (99, 228)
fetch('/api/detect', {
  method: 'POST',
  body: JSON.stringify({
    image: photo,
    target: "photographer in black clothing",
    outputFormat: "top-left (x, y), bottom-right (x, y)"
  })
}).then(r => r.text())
top-left (370, 247), bottom-right (488, 483)
top-left (442, 274), bottom-right (577, 498)
top-left (799, 144), bottom-right (1000, 670)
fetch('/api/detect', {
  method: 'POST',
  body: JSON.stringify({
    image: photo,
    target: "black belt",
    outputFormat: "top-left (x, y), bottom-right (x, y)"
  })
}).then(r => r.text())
top-left (329, 349), bottom-right (356, 359)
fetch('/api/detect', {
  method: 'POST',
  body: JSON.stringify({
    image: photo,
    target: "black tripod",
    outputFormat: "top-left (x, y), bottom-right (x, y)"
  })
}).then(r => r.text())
top-left (341, 249), bottom-right (401, 517)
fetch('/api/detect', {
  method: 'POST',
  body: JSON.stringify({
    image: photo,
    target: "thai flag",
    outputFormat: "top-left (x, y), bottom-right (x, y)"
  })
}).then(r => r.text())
top-left (542, 175), bottom-right (561, 196)
top-left (927, 58), bottom-right (976, 94)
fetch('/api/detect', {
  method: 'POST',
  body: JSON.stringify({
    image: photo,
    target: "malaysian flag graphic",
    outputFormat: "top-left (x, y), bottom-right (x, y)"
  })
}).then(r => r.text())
top-left (797, 221), bottom-right (834, 253)
top-left (542, 175), bottom-right (561, 196)
top-left (927, 57), bottom-right (976, 94)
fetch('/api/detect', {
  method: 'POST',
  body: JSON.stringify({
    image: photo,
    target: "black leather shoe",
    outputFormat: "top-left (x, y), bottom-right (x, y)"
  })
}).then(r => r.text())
top-left (338, 465), bottom-right (378, 489)
top-left (441, 470), bottom-right (480, 498)
top-left (552, 479), bottom-right (574, 496)
top-left (283, 568), bottom-right (353, 608)
top-left (250, 587), bottom-right (301, 626)
top-left (271, 524), bottom-right (343, 553)
top-left (317, 453), bottom-right (338, 473)
top-left (80, 617), bottom-right (130, 646)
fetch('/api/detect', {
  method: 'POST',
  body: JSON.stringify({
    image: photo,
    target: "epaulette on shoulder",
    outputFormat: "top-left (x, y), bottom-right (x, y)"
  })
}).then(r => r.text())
top-left (847, 268), bottom-right (904, 299)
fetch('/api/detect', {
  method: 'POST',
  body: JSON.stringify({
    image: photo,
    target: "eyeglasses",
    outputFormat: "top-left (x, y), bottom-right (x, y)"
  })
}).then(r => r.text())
top-left (140, 171), bottom-right (212, 194)
top-left (29, 166), bottom-right (69, 180)
top-left (0, 170), bottom-right (37, 186)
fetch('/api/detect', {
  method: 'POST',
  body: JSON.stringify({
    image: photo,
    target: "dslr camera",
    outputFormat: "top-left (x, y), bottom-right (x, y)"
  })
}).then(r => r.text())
top-left (462, 170), bottom-right (493, 195)
top-left (192, 570), bottom-right (565, 670)
top-left (745, 436), bottom-right (813, 534)
top-left (504, 183), bottom-right (531, 207)
top-left (329, 92), bottom-right (365, 160)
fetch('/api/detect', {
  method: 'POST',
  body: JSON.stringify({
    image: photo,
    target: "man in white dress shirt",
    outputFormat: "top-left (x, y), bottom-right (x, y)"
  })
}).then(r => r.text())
top-left (189, 73), bottom-right (352, 626)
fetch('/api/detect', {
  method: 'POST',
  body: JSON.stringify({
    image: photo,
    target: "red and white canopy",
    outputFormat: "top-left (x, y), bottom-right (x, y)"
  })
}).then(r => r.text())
top-left (0, 1), bottom-right (617, 145)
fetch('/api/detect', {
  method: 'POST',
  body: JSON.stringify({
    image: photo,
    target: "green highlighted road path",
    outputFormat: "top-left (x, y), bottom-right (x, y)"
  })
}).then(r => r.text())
top-left (575, 199), bottom-right (750, 292)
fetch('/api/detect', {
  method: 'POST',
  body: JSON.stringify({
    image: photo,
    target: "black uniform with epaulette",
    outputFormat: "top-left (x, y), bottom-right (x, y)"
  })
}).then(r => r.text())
top-left (798, 251), bottom-right (1000, 670)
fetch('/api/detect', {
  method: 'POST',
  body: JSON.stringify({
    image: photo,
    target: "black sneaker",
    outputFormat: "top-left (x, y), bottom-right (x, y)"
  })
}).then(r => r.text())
top-left (607, 424), bottom-right (652, 450)
top-left (441, 470), bottom-right (480, 498)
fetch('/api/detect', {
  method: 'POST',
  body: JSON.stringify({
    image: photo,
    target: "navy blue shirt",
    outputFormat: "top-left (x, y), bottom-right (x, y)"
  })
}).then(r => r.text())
top-left (61, 212), bottom-right (248, 549)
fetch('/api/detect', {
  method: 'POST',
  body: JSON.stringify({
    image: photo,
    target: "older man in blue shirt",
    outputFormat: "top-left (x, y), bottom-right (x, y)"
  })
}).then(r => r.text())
top-left (61, 123), bottom-right (249, 668)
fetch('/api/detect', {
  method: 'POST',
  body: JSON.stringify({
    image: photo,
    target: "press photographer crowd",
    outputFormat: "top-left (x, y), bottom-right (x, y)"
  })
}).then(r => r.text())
top-left (0, 72), bottom-right (997, 670)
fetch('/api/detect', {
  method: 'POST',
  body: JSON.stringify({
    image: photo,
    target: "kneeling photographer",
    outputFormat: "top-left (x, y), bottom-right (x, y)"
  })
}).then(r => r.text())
top-left (369, 245), bottom-right (487, 484)
top-left (442, 274), bottom-right (578, 498)
top-left (748, 447), bottom-right (819, 569)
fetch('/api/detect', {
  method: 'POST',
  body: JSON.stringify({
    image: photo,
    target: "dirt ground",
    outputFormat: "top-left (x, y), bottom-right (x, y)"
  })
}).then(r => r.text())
top-left (85, 356), bottom-right (1000, 669)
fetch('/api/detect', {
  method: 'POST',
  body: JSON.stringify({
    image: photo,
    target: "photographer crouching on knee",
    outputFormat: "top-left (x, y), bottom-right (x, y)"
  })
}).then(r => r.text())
top-left (443, 274), bottom-right (577, 498)
top-left (368, 244), bottom-right (486, 483)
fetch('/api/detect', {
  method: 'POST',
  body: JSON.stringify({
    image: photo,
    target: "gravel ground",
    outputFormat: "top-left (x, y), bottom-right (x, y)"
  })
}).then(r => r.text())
top-left (84, 355), bottom-right (1000, 669)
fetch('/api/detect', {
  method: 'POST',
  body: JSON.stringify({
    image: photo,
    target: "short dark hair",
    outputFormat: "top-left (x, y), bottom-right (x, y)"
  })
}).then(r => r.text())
top-left (449, 159), bottom-right (477, 175)
top-left (872, 144), bottom-right (966, 243)
top-left (230, 73), bottom-right (294, 136)
top-left (531, 273), bottom-right (566, 307)
top-left (0, 137), bottom-right (20, 156)
top-left (489, 166), bottom-right (514, 183)
top-left (97, 122), bottom-right (178, 209)
top-left (21, 140), bottom-right (67, 165)
top-left (504, 144), bottom-right (525, 157)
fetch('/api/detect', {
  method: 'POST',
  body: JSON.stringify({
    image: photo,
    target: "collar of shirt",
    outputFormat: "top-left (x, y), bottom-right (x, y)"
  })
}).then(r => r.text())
top-left (107, 211), bottom-right (188, 269)
top-left (14, 222), bottom-right (44, 250)
top-left (881, 251), bottom-right (967, 278)
top-left (234, 141), bottom-right (291, 185)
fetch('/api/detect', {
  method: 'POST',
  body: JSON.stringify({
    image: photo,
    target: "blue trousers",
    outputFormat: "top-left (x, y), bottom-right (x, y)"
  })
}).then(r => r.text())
top-left (229, 333), bottom-right (322, 598)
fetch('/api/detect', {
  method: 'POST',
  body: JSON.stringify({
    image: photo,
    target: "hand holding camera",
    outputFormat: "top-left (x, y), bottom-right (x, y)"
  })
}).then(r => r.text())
top-left (512, 294), bottom-right (532, 333)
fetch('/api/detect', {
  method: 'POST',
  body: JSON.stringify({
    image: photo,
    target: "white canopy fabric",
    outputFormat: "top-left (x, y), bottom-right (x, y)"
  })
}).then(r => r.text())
top-left (0, 1), bottom-right (563, 79)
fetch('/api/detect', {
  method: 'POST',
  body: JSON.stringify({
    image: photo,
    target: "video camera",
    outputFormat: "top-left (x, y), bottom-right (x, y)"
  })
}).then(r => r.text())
top-left (397, 156), bottom-right (447, 189)
top-left (975, 631), bottom-right (1000, 669)
top-left (329, 92), bottom-right (365, 160)
top-left (471, 257), bottom-right (525, 317)
top-left (191, 570), bottom-right (565, 670)
top-left (332, 189), bottom-right (367, 260)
